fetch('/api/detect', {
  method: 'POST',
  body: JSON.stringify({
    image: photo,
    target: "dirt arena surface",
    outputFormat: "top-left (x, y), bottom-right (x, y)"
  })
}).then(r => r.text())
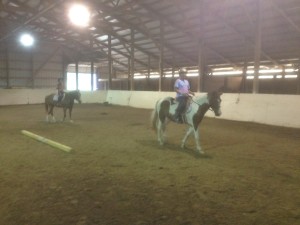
top-left (0, 103), bottom-right (299, 225)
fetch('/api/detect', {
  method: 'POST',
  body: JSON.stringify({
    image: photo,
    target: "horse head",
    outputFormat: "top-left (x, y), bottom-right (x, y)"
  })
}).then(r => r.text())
top-left (208, 91), bottom-right (222, 116)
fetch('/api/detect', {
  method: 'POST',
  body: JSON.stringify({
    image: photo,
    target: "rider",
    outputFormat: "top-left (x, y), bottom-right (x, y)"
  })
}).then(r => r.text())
top-left (173, 68), bottom-right (194, 123)
top-left (57, 78), bottom-right (65, 103)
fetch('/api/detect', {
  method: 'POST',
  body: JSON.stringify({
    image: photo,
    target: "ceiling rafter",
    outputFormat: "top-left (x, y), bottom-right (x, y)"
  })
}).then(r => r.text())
top-left (269, 0), bottom-right (300, 36)
top-left (92, 8), bottom-right (174, 67)
top-left (205, 2), bottom-right (280, 66)
top-left (0, 1), bottom-right (62, 43)
top-left (1, 1), bottom-right (146, 70)
top-left (134, 0), bottom-right (239, 68)
top-left (1, 0), bottom-right (300, 74)
top-left (93, 1), bottom-right (197, 65)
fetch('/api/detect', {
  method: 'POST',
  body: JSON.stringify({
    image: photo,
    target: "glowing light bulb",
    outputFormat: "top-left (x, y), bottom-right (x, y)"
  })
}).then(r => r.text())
top-left (68, 4), bottom-right (90, 27)
top-left (20, 33), bottom-right (34, 47)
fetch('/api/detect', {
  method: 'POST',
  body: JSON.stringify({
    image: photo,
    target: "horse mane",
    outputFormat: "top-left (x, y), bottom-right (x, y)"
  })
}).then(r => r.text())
top-left (192, 94), bottom-right (209, 105)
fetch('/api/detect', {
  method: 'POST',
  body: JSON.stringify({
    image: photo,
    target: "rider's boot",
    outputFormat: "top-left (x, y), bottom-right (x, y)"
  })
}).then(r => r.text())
top-left (173, 111), bottom-right (183, 124)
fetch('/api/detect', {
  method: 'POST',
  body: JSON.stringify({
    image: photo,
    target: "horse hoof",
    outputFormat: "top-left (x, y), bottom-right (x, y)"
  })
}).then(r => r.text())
top-left (197, 150), bottom-right (205, 155)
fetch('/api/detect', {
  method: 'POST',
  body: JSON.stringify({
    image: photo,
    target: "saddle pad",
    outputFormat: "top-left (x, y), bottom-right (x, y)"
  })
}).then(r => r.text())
top-left (53, 95), bottom-right (59, 101)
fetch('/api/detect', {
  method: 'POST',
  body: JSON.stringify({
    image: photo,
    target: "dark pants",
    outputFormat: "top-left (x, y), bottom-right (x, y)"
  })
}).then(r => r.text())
top-left (58, 91), bottom-right (64, 102)
top-left (175, 96), bottom-right (188, 118)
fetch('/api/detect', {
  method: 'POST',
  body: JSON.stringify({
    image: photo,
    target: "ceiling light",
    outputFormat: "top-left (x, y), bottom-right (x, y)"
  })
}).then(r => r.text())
top-left (68, 4), bottom-right (90, 27)
top-left (19, 33), bottom-right (34, 47)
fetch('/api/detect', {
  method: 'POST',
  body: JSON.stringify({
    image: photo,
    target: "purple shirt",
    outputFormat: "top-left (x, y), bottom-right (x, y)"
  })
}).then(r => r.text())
top-left (174, 78), bottom-right (190, 98)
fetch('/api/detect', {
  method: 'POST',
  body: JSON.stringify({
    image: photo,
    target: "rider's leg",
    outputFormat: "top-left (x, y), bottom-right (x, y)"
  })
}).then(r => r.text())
top-left (174, 96), bottom-right (187, 123)
top-left (58, 91), bottom-right (63, 102)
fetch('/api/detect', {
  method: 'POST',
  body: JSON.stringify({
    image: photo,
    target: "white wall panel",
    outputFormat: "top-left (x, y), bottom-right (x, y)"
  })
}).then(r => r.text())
top-left (1, 89), bottom-right (300, 129)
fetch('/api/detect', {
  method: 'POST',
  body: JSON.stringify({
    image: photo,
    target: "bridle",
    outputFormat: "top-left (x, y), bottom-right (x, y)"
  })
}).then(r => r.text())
top-left (190, 95), bottom-right (220, 113)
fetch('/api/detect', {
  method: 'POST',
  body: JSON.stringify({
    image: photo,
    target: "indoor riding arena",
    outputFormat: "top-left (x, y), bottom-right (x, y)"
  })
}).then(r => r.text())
top-left (1, 1), bottom-right (300, 225)
top-left (0, 102), bottom-right (300, 225)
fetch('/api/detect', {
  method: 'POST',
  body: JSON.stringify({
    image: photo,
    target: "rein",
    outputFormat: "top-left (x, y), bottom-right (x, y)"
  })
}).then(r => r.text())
top-left (190, 96), bottom-right (213, 111)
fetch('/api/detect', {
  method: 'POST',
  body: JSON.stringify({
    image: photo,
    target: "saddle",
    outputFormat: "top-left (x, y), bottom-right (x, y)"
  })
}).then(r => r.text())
top-left (53, 93), bottom-right (65, 103)
top-left (170, 96), bottom-right (193, 123)
top-left (171, 96), bottom-right (192, 111)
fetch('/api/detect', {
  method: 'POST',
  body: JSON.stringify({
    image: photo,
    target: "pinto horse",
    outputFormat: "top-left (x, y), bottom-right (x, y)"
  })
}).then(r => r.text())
top-left (45, 90), bottom-right (82, 123)
top-left (151, 91), bottom-right (222, 154)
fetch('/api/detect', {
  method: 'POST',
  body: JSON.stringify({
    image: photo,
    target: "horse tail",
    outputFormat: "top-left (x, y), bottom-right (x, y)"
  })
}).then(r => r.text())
top-left (151, 100), bottom-right (159, 131)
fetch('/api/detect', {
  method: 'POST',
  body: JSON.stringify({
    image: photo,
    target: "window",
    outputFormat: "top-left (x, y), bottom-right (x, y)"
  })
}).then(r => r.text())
top-left (66, 73), bottom-right (97, 91)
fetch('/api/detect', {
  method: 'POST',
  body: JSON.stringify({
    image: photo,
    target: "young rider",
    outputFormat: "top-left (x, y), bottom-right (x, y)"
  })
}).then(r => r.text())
top-left (57, 78), bottom-right (65, 103)
top-left (173, 68), bottom-right (194, 123)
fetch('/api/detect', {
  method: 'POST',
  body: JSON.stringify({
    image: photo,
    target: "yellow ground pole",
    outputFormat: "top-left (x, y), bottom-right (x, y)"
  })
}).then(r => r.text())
top-left (21, 130), bottom-right (72, 153)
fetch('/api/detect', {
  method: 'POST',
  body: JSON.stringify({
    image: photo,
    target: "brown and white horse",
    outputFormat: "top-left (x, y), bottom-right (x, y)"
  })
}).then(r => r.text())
top-left (151, 91), bottom-right (222, 154)
top-left (45, 90), bottom-right (82, 123)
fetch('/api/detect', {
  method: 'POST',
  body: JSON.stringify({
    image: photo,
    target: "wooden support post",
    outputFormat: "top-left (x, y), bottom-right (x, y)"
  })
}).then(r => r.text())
top-left (198, 39), bottom-right (204, 92)
top-left (241, 60), bottom-right (248, 93)
top-left (5, 46), bottom-right (10, 88)
top-left (108, 34), bottom-right (112, 90)
top-left (62, 49), bottom-right (68, 81)
top-left (75, 61), bottom-right (79, 90)
top-left (90, 38), bottom-right (94, 91)
top-left (159, 19), bottom-right (164, 92)
top-left (147, 56), bottom-right (151, 90)
top-left (127, 58), bottom-right (130, 90)
top-left (253, 0), bottom-right (262, 94)
top-left (297, 64), bottom-right (300, 94)
top-left (172, 56), bottom-right (175, 91)
top-left (197, 1), bottom-right (204, 93)
top-left (130, 29), bottom-right (135, 90)
top-left (30, 50), bottom-right (34, 88)
top-left (91, 61), bottom-right (94, 91)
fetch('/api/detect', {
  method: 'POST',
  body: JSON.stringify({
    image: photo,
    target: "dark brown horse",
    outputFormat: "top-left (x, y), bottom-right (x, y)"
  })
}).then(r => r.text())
top-left (45, 90), bottom-right (82, 122)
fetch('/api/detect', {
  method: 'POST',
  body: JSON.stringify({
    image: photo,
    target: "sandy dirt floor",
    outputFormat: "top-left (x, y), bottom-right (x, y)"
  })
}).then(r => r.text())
top-left (0, 103), bottom-right (299, 225)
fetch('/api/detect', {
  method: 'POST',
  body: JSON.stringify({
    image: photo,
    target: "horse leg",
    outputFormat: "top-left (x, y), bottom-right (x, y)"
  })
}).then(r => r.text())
top-left (50, 106), bottom-right (56, 123)
top-left (62, 107), bottom-right (67, 122)
top-left (157, 119), bottom-right (165, 146)
top-left (181, 127), bottom-right (194, 150)
top-left (69, 107), bottom-right (73, 123)
top-left (193, 129), bottom-right (204, 154)
top-left (45, 104), bottom-right (49, 122)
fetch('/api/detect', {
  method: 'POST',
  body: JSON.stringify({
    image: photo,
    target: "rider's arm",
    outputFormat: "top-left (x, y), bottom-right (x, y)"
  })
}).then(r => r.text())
top-left (188, 90), bottom-right (195, 96)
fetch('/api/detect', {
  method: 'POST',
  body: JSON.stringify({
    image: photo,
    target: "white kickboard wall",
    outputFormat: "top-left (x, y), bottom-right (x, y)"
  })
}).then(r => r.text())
top-left (1, 89), bottom-right (299, 128)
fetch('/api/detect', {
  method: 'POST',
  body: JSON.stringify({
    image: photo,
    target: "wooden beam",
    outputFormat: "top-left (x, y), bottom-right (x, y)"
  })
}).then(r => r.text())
top-left (296, 63), bottom-right (300, 94)
top-left (207, 4), bottom-right (279, 66)
top-left (0, 1), bottom-right (62, 43)
top-left (108, 34), bottom-right (112, 90)
top-left (134, 0), bottom-right (238, 67)
top-left (75, 61), bottom-right (78, 90)
top-left (198, 39), bottom-right (204, 92)
top-left (159, 19), bottom-right (164, 92)
top-left (130, 29), bottom-right (135, 90)
top-left (33, 47), bottom-right (61, 78)
top-left (93, 2), bottom-right (193, 65)
top-left (253, 0), bottom-right (262, 94)
top-left (269, 0), bottom-right (300, 36)
top-left (197, 0), bottom-right (204, 92)
top-left (5, 45), bottom-right (10, 88)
